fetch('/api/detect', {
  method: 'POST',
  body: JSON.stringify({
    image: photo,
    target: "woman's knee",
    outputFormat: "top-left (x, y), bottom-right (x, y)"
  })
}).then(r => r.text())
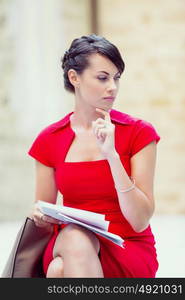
top-left (46, 256), bottom-right (64, 278)
top-left (53, 224), bottom-right (100, 258)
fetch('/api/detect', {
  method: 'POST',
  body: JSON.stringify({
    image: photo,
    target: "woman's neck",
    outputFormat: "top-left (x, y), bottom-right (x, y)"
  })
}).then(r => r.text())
top-left (70, 106), bottom-right (102, 131)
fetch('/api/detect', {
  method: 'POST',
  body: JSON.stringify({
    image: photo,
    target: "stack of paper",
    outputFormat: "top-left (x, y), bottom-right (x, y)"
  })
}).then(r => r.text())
top-left (37, 201), bottom-right (124, 248)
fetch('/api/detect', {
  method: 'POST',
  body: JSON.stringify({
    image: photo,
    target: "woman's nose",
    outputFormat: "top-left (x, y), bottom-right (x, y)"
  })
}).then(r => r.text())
top-left (107, 79), bottom-right (117, 91)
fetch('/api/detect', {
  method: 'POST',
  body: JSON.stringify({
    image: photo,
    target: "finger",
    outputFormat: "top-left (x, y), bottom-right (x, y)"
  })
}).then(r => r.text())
top-left (94, 124), bottom-right (107, 138)
top-left (34, 212), bottom-right (62, 226)
top-left (96, 128), bottom-right (102, 139)
top-left (35, 221), bottom-right (53, 230)
top-left (34, 203), bottom-right (61, 224)
top-left (34, 212), bottom-right (45, 223)
top-left (92, 119), bottom-right (105, 131)
top-left (95, 108), bottom-right (111, 122)
top-left (42, 215), bottom-right (62, 225)
top-left (96, 128), bottom-right (107, 139)
top-left (33, 217), bottom-right (46, 228)
top-left (94, 124), bottom-right (106, 134)
top-left (33, 215), bottom-right (45, 227)
top-left (94, 118), bottom-right (105, 124)
top-left (34, 221), bottom-right (47, 228)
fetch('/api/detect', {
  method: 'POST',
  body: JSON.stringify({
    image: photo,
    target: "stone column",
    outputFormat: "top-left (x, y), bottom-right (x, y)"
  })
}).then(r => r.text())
top-left (10, 0), bottom-right (69, 137)
top-left (0, 0), bottom-right (70, 221)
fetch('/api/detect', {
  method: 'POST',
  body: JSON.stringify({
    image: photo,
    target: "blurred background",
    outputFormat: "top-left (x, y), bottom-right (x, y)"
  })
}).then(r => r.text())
top-left (0, 0), bottom-right (185, 277)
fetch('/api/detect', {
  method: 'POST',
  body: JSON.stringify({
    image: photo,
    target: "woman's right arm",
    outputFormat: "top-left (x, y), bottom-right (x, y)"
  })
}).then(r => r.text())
top-left (31, 160), bottom-right (62, 229)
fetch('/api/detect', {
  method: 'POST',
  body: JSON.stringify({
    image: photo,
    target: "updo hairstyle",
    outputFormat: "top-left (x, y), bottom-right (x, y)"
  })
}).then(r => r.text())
top-left (61, 34), bottom-right (125, 93)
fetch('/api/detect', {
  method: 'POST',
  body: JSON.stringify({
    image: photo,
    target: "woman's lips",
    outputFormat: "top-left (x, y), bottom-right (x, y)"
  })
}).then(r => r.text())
top-left (103, 97), bottom-right (115, 102)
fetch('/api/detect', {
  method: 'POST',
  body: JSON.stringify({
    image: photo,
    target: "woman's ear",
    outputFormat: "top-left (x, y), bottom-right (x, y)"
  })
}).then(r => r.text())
top-left (68, 69), bottom-right (80, 89)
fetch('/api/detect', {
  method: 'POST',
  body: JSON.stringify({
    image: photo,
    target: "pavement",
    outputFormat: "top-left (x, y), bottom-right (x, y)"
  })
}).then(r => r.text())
top-left (0, 214), bottom-right (185, 278)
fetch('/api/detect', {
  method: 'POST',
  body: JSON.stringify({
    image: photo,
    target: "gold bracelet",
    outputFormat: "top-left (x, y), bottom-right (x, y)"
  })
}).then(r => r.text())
top-left (115, 178), bottom-right (135, 193)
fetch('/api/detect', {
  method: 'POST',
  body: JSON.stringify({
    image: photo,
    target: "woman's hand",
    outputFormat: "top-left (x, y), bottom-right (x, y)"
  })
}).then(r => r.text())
top-left (31, 202), bottom-right (62, 230)
top-left (92, 108), bottom-right (117, 158)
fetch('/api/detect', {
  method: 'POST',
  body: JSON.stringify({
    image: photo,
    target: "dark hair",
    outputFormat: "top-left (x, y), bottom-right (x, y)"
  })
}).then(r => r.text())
top-left (61, 34), bottom-right (125, 93)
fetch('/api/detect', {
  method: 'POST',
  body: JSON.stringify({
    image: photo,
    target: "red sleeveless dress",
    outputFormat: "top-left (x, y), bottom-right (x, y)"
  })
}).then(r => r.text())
top-left (28, 109), bottom-right (160, 278)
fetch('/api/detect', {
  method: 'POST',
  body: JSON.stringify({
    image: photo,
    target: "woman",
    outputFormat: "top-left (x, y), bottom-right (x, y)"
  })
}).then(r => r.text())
top-left (28, 34), bottom-right (160, 278)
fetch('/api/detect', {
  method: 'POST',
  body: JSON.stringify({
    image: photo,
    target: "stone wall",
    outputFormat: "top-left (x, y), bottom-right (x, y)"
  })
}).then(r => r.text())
top-left (0, 0), bottom-right (70, 220)
top-left (98, 0), bottom-right (185, 214)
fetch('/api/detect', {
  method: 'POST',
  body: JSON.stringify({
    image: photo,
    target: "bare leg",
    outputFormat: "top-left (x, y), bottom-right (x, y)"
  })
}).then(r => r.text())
top-left (46, 256), bottom-right (64, 278)
top-left (53, 224), bottom-right (104, 278)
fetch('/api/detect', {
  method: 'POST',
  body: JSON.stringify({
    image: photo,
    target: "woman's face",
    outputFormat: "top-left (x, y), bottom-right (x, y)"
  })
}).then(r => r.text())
top-left (75, 53), bottom-right (121, 111)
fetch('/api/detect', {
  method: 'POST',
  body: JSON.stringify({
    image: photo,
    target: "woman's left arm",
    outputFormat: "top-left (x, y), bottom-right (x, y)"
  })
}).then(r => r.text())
top-left (107, 141), bottom-right (157, 232)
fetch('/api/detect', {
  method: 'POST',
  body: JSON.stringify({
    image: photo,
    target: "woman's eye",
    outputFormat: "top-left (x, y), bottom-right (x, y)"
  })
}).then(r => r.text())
top-left (114, 76), bottom-right (121, 81)
top-left (98, 77), bottom-right (107, 81)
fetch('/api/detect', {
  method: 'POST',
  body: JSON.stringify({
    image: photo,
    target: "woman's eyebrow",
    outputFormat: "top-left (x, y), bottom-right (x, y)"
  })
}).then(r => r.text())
top-left (97, 71), bottom-right (120, 76)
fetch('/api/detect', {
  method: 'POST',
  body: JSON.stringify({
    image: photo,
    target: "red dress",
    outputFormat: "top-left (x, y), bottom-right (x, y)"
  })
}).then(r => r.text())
top-left (28, 109), bottom-right (160, 278)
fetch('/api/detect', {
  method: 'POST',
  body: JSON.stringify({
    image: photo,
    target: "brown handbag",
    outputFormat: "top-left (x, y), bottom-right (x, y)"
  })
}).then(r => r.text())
top-left (1, 217), bottom-right (53, 278)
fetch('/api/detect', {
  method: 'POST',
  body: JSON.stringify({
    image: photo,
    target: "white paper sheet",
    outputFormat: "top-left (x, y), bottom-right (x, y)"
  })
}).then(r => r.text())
top-left (38, 201), bottom-right (124, 248)
top-left (38, 201), bottom-right (109, 230)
